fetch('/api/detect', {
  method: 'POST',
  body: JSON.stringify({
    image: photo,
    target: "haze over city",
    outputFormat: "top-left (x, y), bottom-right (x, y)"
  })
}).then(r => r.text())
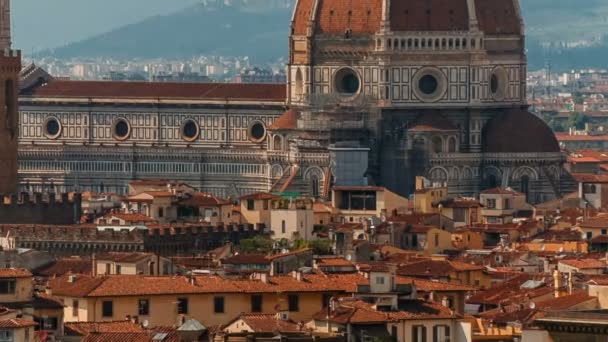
top-left (2, 1), bottom-right (608, 342)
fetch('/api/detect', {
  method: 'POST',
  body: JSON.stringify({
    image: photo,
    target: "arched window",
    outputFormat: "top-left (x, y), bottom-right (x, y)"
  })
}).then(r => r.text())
top-left (310, 175), bottom-right (320, 198)
top-left (485, 174), bottom-right (498, 189)
top-left (432, 136), bottom-right (443, 153)
top-left (273, 135), bottom-right (282, 151)
top-left (295, 69), bottom-right (303, 99)
top-left (521, 175), bottom-right (530, 201)
top-left (448, 136), bottom-right (457, 153)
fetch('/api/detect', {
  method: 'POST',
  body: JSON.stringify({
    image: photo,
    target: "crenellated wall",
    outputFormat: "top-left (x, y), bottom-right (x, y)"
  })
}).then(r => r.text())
top-left (0, 192), bottom-right (81, 224)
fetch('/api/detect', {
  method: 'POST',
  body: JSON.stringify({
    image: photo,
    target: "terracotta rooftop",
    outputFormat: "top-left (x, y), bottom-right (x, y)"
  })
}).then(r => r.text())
top-left (313, 298), bottom-right (456, 324)
top-left (292, 0), bottom-right (521, 36)
top-left (28, 80), bottom-right (286, 102)
top-left (239, 192), bottom-right (281, 201)
top-left (559, 258), bottom-right (606, 270)
top-left (81, 333), bottom-right (153, 342)
top-left (483, 108), bottom-right (560, 153)
top-left (225, 313), bottom-right (302, 333)
top-left (222, 254), bottom-right (270, 265)
top-left (95, 252), bottom-right (155, 263)
top-left (266, 248), bottom-right (312, 261)
top-left (36, 257), bottom-right (92, 277)
top-left (397, 276), bottom-right (476, 292)
top-left (268, 109), bottom-right (299, 130)
top-left (0, 268), bottom-right (32, 278)
top-left (408, 111), bottom-right (459, 132)
top-left (572, 173), bottom-right (608, 183)
top-left (178, 192), bottom-right (231, 207)
top-left (396, 259), bottom-right (483, 278)
top-left (480, 187), bottom-right (525, 196)
top-left (50, 272), bottom-right (369, 298)
top-left (0, 319), bottom-right (37, 329)
top-left (65, 321), bottom-right (144, 336)
top-left (102, 213), bottom-right (155, 223)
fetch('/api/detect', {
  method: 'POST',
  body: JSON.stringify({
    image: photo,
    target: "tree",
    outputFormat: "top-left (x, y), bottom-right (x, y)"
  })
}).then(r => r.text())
top-left (567, 112), bottom-right (589, 130)
top-left (238, 235), bottom-right (274, 254)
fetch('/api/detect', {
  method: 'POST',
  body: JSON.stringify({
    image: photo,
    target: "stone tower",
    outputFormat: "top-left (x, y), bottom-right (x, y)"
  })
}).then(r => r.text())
top-left (0, 0), bottom-right (20, 193)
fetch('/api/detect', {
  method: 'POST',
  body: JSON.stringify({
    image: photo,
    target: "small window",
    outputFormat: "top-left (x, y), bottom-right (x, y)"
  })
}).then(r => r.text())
top-left (322, 293), bottom-right (333, 308)
top-left (282, 220), bottom-right (286, 234)
top-left (433, 325), bottom-right (451, 342)
top-left (105, 263), bottom-right (111, 275)
top-left (0, 280), bottom-right (15, 294)
top-left (177, 297), bottom-right (189, 314)
top-left (504, 199), bottom-right (511, 210)
top-left (288, 294), bottom-right (299, 312)
top-left (486, 198), bottom-right (496, 209)
top-left (587, 232), bottom-right (593, 240)
top-left (158, 207), bottom-right (164, 218)
top-left (116, 265), bottom-right (121, 275)
top-left (602, 229), bottom-right (607, 235)
top-left (139, 299), bottom-right (150, 316)
top-left (251, 295), bottom-right (263, 313)
top-left (247, 200), bottom-right (255, 211)
top-left (435, 233), bottom-right (440, 246)
top-left (412, 325), bottom-right (427, 342)
top-left (214, 296), bottom-right (225, 313)
top-left (263, 200), bottom-right (269, 210)
top-left (72, 300), bottom-right (79, 317)
top-left (375, 276), bottom-right (385, 285)
top-left (102, 301), bottom-right (113, 318)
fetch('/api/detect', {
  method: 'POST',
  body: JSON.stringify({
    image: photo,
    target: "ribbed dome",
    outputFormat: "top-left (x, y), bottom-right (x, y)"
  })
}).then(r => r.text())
top-left (291, 0), bottom-right (522, 36)
top-left (482, 108), bottom-right (560, 154)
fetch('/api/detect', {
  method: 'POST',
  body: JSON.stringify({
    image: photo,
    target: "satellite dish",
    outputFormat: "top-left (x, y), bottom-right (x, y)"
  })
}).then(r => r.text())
top-left (142, 320), bottom-right (149, 328)
top-left (529, 302), bottom-right (536, 309)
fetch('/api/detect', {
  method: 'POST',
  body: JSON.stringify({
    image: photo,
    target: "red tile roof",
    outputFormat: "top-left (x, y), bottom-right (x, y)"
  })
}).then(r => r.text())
top-left (559, 258), bottom-right (606, 270)
top-left (397, 276), bottom-right (476, 292)
top-left (36, 257), bottom-right (92, 277)
top-left (103, 213), bottom-right (155, 223)
top-left (475, 0), bottom-right (521, 35)
top-left (480, 187), bottom-right (525, 196)
top-left (50, 272), bottom-right (368, 298)
top-left (28, 80), bottom-right (286, 102)
top-left (572, 173), bottom-right (608, 183)
top-left (483, 109), bottom-right (559, 153)
top-left (408, 111), bottom-right (459, 132)
top-left (269, 109), bottom-right (299, 130)
top-left (315, 0), bottom-right (383, 35)
top-left (0, 319), bottom-right (37, 329)
top-left (65, 321), bottom-right (144, 336)
top-left (226, 314), bottom-right (302, 333)
top-left (313, 298), bottom-right (456, 324)
top-left (178, 192), bottom-right (230, 207)
top-left (95, 252), bottom-right (154, 263)
top-left (390, 0), bottom-right (469, 31)
top-left (266, 248), bottom-right (312, 261)
top-left (0, 268), bottom-right (32, 278)
top-left (239, 192), bottom-right (281, 201)
top-left (81, 333), bottom-right (152, 342)
top-left (396, 259), bottom-right (483, 278)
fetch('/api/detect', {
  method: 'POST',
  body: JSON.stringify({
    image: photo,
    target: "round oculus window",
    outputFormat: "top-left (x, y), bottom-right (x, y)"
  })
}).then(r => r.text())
top-left (44, 117), bottom-right (61, 139)
top-left (334, 68), bottom-right (361, 95)
top-left (181, 120), bottom-right (199, 141)
top-left (113, 119), bottom-right (131, 141)
top-left (419, 75), bottom-right (439, 95)
top-left (249, 121), bottom-right (266, 142)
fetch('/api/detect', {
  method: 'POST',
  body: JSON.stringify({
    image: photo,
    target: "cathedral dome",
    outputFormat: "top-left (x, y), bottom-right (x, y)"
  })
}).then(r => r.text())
top-left (482, 108), bottom-right (560, 154)
top-left (291, 0), bottom-right (522, 36)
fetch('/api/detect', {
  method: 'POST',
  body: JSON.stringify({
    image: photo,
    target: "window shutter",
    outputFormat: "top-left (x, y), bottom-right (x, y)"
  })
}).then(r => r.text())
top-left (433, 325), bottom-right (438, 342)
top-left (422, 326), bottom-right (427, 342)
top-left (446, 326), bottom-right (451, 342)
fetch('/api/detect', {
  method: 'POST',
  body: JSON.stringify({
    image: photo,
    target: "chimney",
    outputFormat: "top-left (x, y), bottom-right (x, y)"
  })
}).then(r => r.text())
top-left (441, 296), bottom-right (449, 308)
top-left (260, 273), bottom-right (269, 284)
top-left (45, 287), bottom-right (52, 296)
top-left (553, 270), bottom-right (561, 298)
top-left (568, 272), bottom-right (574, 295)
top-left (68, 274), bottom-right (77, 283)
top-left (92, 253), bottom-right (97, 276)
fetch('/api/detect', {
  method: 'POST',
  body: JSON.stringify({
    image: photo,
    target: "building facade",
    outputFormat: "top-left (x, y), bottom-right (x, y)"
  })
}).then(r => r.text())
top-left (16, 0), bottom-right (573, 203)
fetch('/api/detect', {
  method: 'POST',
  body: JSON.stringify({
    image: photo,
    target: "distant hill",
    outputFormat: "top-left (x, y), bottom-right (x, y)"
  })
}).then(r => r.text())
top-left (38, 0), bottom-right (608, 68)
top-left (38, 0), bottom-right (292, 62)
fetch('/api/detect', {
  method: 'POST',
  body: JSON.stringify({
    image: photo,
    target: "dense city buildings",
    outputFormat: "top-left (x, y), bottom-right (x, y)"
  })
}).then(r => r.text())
top-left (5, 0), bottom-right (608, 342)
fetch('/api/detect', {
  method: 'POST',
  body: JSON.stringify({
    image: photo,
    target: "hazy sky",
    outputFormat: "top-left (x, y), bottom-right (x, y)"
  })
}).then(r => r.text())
top-left (12, 0), bottom-right (200, 52)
